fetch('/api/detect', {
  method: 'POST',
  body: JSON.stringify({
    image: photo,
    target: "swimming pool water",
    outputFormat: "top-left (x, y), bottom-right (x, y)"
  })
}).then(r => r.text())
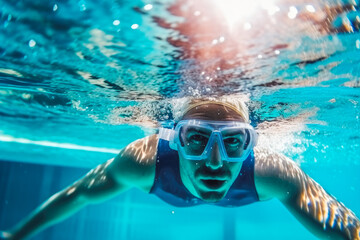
top-left (0, 0), bottom-right (359, 239)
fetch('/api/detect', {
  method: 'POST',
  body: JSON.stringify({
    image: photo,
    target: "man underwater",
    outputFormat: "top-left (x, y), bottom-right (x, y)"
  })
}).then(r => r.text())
top-left (1, 97), bottom-right (360, 240)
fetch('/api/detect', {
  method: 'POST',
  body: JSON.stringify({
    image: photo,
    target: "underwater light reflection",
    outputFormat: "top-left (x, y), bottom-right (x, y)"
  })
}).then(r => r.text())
top-left (211, 0), bottom-right (280, 27)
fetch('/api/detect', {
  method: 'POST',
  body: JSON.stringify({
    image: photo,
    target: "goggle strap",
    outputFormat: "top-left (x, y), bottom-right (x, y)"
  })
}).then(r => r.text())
top-left (158, 128), bottom-right (174, 141)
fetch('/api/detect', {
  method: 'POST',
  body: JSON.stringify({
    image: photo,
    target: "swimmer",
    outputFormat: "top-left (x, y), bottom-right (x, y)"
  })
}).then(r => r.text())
top-left (1, 97), bottom-right (359, 240)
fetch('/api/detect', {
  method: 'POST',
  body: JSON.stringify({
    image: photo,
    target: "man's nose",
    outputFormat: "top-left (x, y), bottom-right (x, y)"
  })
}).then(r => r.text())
top-left (205, 141), bottom-right (223, 169)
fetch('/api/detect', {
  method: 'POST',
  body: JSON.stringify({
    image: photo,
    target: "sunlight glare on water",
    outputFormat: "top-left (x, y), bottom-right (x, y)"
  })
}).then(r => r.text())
top-left (211, 0), bottom-right (279, 27)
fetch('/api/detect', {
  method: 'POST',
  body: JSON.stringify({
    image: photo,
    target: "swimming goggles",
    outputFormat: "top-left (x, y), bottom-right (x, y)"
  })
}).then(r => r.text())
top-left (159, 120), bottom-right (258, 162)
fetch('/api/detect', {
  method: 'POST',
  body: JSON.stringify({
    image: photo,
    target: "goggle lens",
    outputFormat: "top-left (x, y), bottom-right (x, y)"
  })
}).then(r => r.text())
top-left (222, 129), bottom-right (247, 158)
top-left (179, 125), bottom-right (248, 159)
top-left (179, 126), bottom-right (211, 156)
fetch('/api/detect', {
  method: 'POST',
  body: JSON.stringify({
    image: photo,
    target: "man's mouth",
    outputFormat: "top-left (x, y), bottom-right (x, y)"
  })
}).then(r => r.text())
top-left (200, 179), bottom-right (226, 189)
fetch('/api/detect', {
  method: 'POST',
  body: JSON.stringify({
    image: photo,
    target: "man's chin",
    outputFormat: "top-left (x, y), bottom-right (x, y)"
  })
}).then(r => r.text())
top-left (197, 190), bottom-right (227, 203)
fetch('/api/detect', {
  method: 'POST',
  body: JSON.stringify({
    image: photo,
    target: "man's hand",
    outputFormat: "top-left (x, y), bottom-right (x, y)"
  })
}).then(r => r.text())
top-left (0, 231), bottom-right (13, 240)
top-left (332, 7), bottom-right (360, 33)
top-left (299, 1), bottom-right (360, 34)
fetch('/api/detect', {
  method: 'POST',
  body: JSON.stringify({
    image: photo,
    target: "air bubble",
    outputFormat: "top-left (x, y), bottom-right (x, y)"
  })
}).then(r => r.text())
top-left (131, 24), bottom-right (139, 29)
top-left (144, 4), bottom-right (153, 11)
top-left (29, 40), bottom-right (36, 48)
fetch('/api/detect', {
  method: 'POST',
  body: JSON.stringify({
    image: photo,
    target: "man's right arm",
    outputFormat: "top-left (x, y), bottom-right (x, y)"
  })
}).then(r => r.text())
top-left (2, 134), bottom-right (158, 240)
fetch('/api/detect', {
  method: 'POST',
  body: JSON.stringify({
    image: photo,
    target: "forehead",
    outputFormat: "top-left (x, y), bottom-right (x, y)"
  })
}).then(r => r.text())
top-left (181, 104), bottom-right (245, 122)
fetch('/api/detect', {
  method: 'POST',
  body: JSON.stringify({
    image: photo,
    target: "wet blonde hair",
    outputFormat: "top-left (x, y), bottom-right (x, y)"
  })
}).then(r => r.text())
top-left (171, 94), bottom-right (250, 122)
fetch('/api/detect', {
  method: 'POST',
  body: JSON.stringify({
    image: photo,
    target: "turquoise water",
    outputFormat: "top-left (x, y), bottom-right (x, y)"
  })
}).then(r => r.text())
top-left (0, 0), bottom-right (359, 239)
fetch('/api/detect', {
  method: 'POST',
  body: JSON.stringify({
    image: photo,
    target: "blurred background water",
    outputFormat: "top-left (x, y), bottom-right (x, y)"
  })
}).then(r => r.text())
top-left (0, 0), bottom-right (359, 239)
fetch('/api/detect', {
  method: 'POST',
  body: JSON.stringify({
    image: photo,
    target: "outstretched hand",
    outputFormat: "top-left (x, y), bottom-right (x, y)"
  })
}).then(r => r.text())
top-left (332, 8), bottom-right (360, 33)
top-left (300, 2), bottom-right (360, 34)
top-left (0, 231), bottom-right (13, 240)
top-left (328, 2), bottom-right (360, 33)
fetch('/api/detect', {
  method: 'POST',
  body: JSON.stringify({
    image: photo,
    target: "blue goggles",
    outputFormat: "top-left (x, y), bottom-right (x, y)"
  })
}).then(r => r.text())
top-left (159, 120), bottom-right (258, 162)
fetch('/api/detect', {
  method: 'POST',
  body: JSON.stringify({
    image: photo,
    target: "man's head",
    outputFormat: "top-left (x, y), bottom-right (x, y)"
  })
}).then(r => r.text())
top-left (169, 96), bottom-right (254, 202)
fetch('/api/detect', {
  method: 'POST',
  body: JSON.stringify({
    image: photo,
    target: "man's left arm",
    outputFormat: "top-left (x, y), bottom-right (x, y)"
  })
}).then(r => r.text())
top-left (254, 147), bottom-right (360, 240)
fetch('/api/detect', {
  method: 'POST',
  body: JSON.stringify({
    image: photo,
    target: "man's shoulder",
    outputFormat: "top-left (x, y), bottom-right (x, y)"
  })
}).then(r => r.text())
top-left (253, 146), bottom-right (299, 173)
top-left (121, 134), bottom-right (159, 165)
top-left (109, 134), bottom-right (159, 192)
top-left (253, 146), bottom-right (303, 200)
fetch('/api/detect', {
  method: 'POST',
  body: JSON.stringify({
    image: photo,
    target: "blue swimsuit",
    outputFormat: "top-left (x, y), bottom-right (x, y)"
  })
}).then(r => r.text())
top-left (150, 138), bottom-right (259, 207)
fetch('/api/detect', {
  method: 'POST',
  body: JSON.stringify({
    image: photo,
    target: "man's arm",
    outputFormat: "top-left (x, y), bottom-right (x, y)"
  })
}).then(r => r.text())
top-left (2, 134), bottom-right (158, 240)
top-left (254, 147), bottom-right (360, 240)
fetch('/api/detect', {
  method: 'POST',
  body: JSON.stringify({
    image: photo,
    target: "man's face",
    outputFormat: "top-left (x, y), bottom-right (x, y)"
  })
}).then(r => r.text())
top-left (178, 103), bottom-right (245, 202)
